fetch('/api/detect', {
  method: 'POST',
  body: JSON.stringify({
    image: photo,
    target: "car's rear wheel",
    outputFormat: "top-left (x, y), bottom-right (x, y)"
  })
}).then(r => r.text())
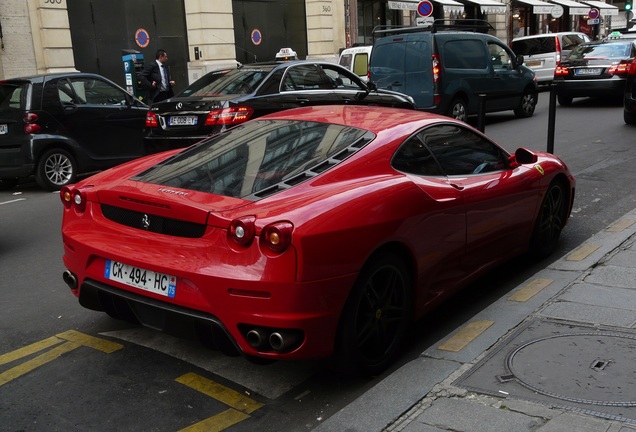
top-left (557, 94), bottom-right (573, 106)
top-left (624, 109), bottom-right (636, 125)
top-left (333, 252), bottom-right (412, 376)
top-left (514, 89), bottom-right (537, 118)
top-left (529, 180), bottom-right (567, 258)
top-left (35, 148), bottom-right (77, 191)
top-left (448, 98), bottom-right (468, 122)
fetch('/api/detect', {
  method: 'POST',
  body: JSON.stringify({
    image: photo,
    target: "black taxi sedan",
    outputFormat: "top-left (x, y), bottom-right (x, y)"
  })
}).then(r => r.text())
top-left (143, 60), bottom-right (415, 154)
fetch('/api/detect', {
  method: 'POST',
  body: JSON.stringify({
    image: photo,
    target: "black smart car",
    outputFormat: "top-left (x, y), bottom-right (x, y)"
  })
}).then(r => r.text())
top-left (143, 60), bottom-right (415, 154)
top-left (0, 73), bottom-right (148, 190)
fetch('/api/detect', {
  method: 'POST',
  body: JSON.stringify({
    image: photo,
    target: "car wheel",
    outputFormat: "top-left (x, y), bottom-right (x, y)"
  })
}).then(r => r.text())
top-left (624, 110), bottom-right (636, 125)
top-left (448, 98), bottom-right (468, 122)
top-left (333, 252), bottom-right (412, 376)
top-left (529, 180), bottom-right (567, 259)
top-left (557, 94), bottom-right (572, 106)
top-left (35, 148), bottom-right (77, 191)
top-left (514, 90), bottom-right (537, 118)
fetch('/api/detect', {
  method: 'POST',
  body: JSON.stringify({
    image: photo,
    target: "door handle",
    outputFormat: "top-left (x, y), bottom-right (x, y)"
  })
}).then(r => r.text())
top-left (450, 183), bottom-right (464, 190)
top-left (296, 98), bottom-right (310, 103)
top-left (391, 81), bottom-right (403, 86)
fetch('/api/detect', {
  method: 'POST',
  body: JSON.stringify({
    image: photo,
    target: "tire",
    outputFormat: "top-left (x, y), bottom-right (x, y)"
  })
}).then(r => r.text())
top-left (557, 94), bottom-right (572, 106)
top-left (35, 148), bottom-right (77, 191)
top-left (333, 252), bottom-right (412, 376)
top-left (624, 109), bottom-right (636, 125)
top-left (448, 98), bottom-right (468, 122)
top-left (529, 180), bottom-right (567, 259)
top-left (514, 90), bottom-right (537, 118)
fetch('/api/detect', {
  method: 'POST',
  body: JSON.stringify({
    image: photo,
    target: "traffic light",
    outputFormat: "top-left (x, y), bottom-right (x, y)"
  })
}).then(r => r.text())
top-left (627, 0), bottom-right (633, 11)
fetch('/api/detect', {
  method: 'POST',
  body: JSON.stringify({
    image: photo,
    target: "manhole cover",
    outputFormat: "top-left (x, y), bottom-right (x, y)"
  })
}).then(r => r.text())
top-left (454, 319), bottom-right (636, 424)
top-left (507, 333), bottom-right (636, 406)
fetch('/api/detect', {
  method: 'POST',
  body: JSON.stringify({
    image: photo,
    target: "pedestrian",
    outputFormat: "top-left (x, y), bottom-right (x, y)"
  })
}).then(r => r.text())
top-left (139, 49), bottom-right (175, 103)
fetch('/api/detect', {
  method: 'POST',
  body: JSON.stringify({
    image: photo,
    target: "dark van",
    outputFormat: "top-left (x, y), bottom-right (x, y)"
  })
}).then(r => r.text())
top-left (369, 20), bottom-right (538, 121)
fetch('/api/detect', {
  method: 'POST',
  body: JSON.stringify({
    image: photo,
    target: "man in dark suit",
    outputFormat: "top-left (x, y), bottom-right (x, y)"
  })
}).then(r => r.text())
top-left (139, 49), bottom-right (175, 103)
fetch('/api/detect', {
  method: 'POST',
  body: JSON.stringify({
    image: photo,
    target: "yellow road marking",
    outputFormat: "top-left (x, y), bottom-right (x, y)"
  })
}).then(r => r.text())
top-left (508, 278), bottom-right (553, 302)
top-left (606, 219), bottom-right (635, 232)
top-left (438, 320), bottom-right (494, 352)
top-left (566, 243), bottom-right (600, 261)
top-left (178, 408), bottom-right (250, 432)
top-left (0, 341), bottom-right (80, 387)
top-left (176, 372), bottom-right (263, 414)
top-left (57, 330), bottom-right (123, 353)
top-left (0, 336), bottom-right (63, 366)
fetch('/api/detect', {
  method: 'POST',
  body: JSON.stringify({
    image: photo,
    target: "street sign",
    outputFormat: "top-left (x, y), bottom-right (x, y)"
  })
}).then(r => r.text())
top-left (417, 0), bottom-right (434, 17)
top-left (588, 8), bottom-right (600, 19)
top-left (134, 28), bottom-right (150, 48)
top-left (587, 18), bottom-right (600, 24)
top-left (416, 16), bottom-right (435, 26)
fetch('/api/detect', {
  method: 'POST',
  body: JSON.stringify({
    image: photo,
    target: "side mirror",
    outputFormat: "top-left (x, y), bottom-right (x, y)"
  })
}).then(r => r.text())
top-left (366, 81), bottom-right (378, 92)
top-left (515, 54), bottom-right (524, 68)
top-left (515, 147), bottom-right (538, 165)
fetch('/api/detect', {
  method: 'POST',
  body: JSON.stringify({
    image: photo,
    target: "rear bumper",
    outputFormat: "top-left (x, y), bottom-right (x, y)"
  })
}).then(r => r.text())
top-left (555, 78), bottom-right (626, 98)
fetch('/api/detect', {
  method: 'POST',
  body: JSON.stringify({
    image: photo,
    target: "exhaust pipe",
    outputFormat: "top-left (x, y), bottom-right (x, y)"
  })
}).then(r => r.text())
top-left (246, 328), bottom-right (267, 349)
top-left (269, 331), bottom-right (300, 352)
top-left (62, 270), bottom-right (78, 290)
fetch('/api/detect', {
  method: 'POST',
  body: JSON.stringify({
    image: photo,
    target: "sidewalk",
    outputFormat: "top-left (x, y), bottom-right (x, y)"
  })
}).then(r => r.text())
top-left (315, 208), bottom-right (636, 432)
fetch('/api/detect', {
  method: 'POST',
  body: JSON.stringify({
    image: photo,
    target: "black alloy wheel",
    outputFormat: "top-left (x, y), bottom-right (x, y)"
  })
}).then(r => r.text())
top-left (448, 98), bottom-right (468, 122)
top-left (530, 181), bottom-right (567, 258)
top-left (514, 90), bottom-right (537, 118)
top-left (334, 253), bottom-right (412, 376)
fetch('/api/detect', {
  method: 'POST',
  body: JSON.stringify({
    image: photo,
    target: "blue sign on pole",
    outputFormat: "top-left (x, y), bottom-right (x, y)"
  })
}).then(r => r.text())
top-left (417, 0), bottom-right (434, 17)
top-left (251, 29), bottom-right (263, 46)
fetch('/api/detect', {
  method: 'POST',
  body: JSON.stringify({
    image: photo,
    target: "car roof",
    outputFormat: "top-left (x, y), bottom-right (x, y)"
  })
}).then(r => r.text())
top-left (0, 72), bottom-right (113, 84)
top-left (512, 32), bottom-right (586, 41)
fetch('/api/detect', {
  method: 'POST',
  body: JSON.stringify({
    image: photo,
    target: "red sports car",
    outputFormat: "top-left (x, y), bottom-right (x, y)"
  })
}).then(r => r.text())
top-left (60, 105), bottom-right (575, 375)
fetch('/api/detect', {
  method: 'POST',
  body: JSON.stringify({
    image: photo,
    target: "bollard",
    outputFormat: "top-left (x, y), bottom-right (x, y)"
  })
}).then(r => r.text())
top-left (547, 84), bottom-right (556, 154)
top-left (477, 94), bottom-right (486, 133)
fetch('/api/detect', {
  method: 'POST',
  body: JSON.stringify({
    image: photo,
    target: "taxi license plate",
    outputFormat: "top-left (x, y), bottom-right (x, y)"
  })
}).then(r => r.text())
top-left (169, 116), bottom-right (197, 126)
top-left (104, 259), bottom-right (176, 298)
top-left (574, 68), bottom-right (602, 76)
top-left (0, 124), bottom-right (7, 135)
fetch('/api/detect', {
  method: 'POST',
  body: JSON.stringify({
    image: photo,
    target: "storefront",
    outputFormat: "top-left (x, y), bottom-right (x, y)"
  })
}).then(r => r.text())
top-left (511, 0), bottom-right (557, 37)
top-left (547, 0), bottom-right (591, 33)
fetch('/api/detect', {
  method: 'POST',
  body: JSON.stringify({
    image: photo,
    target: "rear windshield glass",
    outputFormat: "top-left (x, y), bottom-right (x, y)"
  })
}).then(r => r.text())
top-left (0, 82), bottom-right (27, 112)
top-left (511, 37), bottom-right (556, 56)
top-left (179, 67), bottom-right (275, 97)
top-left (133, 120), bottom-right (373, 198)
top-left (568, 41), bottom-right (632, 60)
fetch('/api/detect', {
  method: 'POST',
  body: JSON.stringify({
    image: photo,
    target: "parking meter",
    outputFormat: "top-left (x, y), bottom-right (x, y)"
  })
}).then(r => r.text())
top-left (122, 49), bottom-right (145, 101)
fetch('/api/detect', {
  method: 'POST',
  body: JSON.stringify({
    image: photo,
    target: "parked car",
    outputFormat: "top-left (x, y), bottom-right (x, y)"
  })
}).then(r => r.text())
top-left (0, 73), bottom-right (148, 190)
top-left (369, 19), bottom-right (538, 122)
top-left (61, 105), bottom-right (575, 375)
top-left (511, 32), bottom-right (590, 84)
top-left (624, 56), bottom-right (636, 124)
top-left (143, 60), bottom-right (414, 154)
top-left (554, 39), bottom-right (636, 106)
top-left (338, 45), bottom-right (373, 81)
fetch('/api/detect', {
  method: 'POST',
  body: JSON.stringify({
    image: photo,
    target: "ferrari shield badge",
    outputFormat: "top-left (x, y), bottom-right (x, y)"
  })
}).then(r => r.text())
top-left (534, 165), bottom-right (545, 175)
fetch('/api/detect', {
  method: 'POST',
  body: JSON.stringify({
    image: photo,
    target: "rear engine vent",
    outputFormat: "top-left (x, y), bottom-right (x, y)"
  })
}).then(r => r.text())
top-left (101, 204), bottom-right (206, 238)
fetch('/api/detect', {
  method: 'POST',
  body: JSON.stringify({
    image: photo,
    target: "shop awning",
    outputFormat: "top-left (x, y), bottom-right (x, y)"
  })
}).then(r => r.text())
top-left (388, 1), bottom-right (419, 11)
top-left (580, 0), bottom-right (619, 15)
top-left (432, 0), bottom-right (465, 14)
top-left (514, 0), bottom-right (556, 14)
top-left (548, 0), bottom-right (590, 15)
top-left (463, 0), bottom-right (507, 14)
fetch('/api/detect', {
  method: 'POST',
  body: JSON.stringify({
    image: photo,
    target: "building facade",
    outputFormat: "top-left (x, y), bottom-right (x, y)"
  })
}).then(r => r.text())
top-left (0, 0), bottom-right (630, 89)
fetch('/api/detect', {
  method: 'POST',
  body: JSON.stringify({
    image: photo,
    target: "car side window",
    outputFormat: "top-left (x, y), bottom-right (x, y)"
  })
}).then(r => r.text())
top-left (282, 65), bottom-right (333, 91)
top-left (488, 43), bottom-right (512, 69)
top-left (392, 135), bottom-right (444, 176)
top-left (443, 40), bottom-right (488, 69)
top-left (420, 124), bottom-right (508, 175)
top-left (67, 78), bottom-right (129, 105)
top-left (321, 64), bottom-right (359, 89)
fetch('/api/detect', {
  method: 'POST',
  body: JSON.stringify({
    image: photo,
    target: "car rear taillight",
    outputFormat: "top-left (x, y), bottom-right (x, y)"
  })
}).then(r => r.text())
top-left (23, 112), bottom-right (41, 134)
top-left (205, 107), bottom-right (254, 126)
top-left (629, 59), bottom-right (636, 76)
top-left (432, 54), bottom-right (441, 105)
top-left (555, 36), bottom-right (562, 64)
top-left (261, 222), bottom-right (293, 253)
top-left (554, 65), bottom-right (569, 77)
top-left (60, 186), bottom-right (87, 213)
top-left (229, 215), bottom-right (256, 247)
top-left (608, 60), bottom-right (632, 77)
top-left (145, 111), bottom-right (158, 127)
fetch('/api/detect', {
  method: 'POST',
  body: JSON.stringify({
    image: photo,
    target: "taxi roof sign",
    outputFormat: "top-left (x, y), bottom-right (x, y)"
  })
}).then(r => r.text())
top-left (275, 47), bottom-right (298, 60)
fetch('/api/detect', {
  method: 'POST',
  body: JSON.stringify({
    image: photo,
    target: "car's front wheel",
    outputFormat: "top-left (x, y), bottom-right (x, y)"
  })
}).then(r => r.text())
top-left (514, 89), bottom-right (537, 118)
top-left (35, 148), bottom-right (77, 191)
top-left (529, 180), bottom-right (568, 258)
top-left (624, 109), bottom-right (636, 125)
top-left (448, 98), bottom-right (468, 122)
top-left (333, 252), bottom-right (412, 376)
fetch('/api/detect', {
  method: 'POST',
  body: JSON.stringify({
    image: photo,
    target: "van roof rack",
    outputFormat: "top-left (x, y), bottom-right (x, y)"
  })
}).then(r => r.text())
top-left (372, 19), bottom-right (494, 38)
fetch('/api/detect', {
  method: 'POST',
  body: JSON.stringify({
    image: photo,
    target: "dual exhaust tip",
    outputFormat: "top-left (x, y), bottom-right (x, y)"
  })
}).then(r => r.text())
top-left (62, 270), bottom-right (78, 290)
top-left (245, 327), bottom-right (302, 353)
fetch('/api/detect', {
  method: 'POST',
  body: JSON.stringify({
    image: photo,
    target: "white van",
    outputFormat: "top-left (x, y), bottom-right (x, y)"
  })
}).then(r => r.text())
top-left (511, 32), bottom-right (590, 84)
top-left (338, 46), bottom-right (372, 82)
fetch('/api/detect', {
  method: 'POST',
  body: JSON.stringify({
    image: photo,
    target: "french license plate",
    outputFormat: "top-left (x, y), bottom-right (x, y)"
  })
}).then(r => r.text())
top-left (574, 68), bottom-right (602, 76)
top-left (104, 259), bottom-right (176, 298)
top-left (0, 124), bottom-right (7, 134)
top-left (169, 116), bottom-right (197, 126)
